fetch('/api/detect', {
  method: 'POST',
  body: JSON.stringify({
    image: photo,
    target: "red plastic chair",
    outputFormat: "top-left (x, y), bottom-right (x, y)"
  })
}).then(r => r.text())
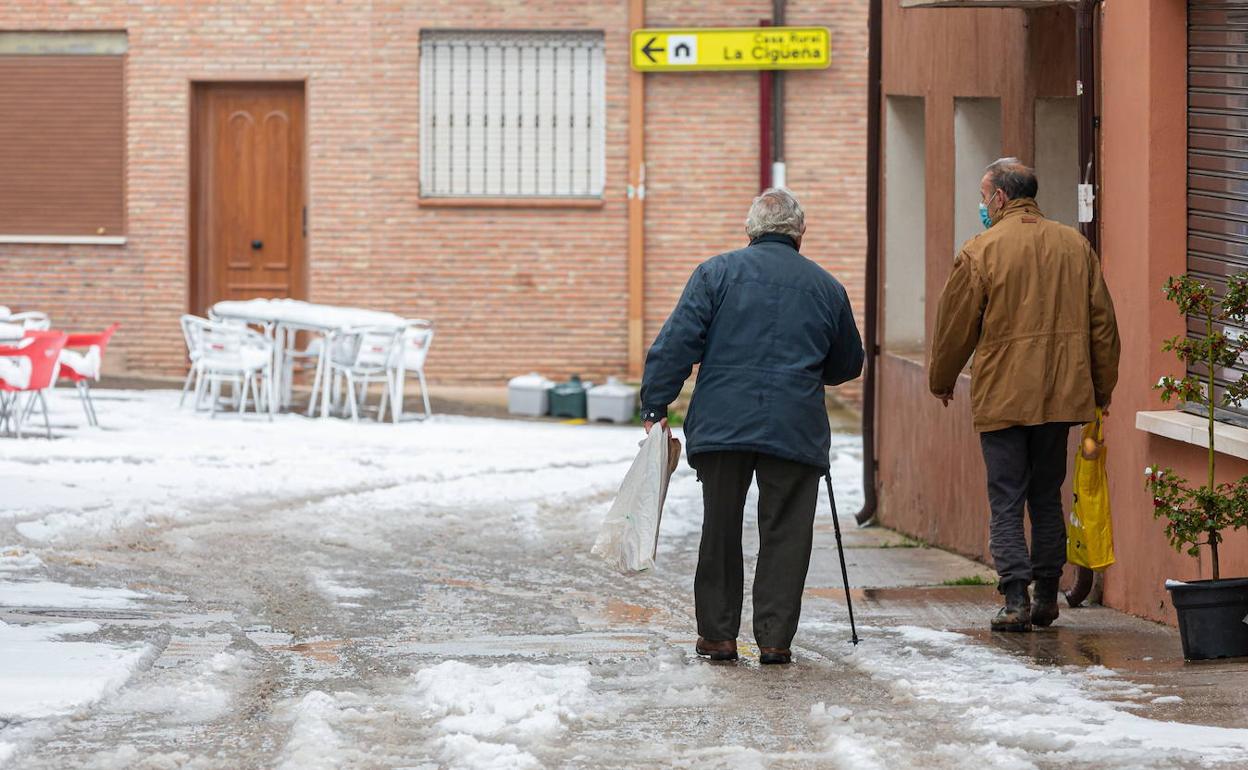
top-left (0, 331), bottom-right (69, 439)
top-left (58, 323), bottom-right (120, 427)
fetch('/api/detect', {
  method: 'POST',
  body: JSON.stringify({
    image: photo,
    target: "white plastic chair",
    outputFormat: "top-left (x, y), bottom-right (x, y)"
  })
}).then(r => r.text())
top-left (179, 315), bottom-right (205, 408)
top-left (327, 325), bottom-right (403, 423)
top-left (283, 330), bottom-right (346, 417)
top-left (387, 320), bottom-right (434, 422)
top-left (9, 311), bottom-right (51, 331)
top-left (185, 316), bottom-right (273, 420)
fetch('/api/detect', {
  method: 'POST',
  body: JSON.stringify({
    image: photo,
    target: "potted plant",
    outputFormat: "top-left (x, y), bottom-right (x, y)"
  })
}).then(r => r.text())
top-left (1148, 273), bottom-right (1248, 660)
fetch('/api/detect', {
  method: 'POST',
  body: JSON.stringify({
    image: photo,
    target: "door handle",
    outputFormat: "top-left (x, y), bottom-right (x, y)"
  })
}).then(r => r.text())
top-left (251, 240), bottom-right (263, 250)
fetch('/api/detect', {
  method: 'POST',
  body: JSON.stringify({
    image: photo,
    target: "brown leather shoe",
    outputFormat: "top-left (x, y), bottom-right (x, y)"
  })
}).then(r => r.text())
top-left (695, 637), bottom-right (738, 661)
top-left (759, 647), bottom-right (792, 665)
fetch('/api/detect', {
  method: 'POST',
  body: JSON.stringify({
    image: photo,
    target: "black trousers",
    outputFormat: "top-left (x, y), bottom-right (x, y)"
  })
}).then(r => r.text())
top-left (979, 423), bottom-right (1073, 589)
top-left (689, 451), bottom-right (822, 649)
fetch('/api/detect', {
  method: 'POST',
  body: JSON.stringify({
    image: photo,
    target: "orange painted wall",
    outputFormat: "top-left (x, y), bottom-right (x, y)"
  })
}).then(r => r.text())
top-left (876, 2), bottom-right (1078, 569)
top-left (1099, 0), bottom-right (1248, 624)
top-left (877, 0), bottom-right (1248, 627)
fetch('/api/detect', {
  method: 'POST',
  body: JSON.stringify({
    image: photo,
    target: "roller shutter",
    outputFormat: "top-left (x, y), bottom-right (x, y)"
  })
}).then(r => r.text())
top-left (1188, 1), bottom-right (1248, 424)
top-left (0, 52), bottom-right (125, 238)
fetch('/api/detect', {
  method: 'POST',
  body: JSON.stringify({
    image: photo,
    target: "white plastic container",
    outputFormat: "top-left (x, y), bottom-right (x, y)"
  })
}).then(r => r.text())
top-left (587, 377), bottom-right (638, 424)
top-left (508, 373), bottom-right (554, 416)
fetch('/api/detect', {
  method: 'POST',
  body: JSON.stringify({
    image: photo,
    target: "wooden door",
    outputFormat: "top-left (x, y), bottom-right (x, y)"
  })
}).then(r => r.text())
top-left (191, 82), bottom-right (306, 314)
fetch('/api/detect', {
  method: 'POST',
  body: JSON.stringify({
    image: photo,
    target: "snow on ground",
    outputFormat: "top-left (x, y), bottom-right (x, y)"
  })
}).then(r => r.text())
top-left (411, 660), bottom-right (594, 741)
top-left (106, 650), bottom-right (253, 725)
top-left (269, 646), bottom-right (732, 767)
top-left (0, 620), bottom-right (150, 721)
top-left (0, 543), bottom-right (153, 727)
top-left (0, 389), bottom-right (644, 544)
top-left (0, 580), bottom-right (145, 609)
top-left (0, 546), bottom-right (43, 573)
top-left (275, 691), bottom-right (354, 770)
top-left (2, 389), bottom-right (1247, 768)
top-left (0, 543), bottom-right (145, 610)
top-left (818, 624), bottom-right (1248, 768)
top-left (309, 569), bottom-right (375, 602)
top-left (405, 659), bottom-right (594, 768)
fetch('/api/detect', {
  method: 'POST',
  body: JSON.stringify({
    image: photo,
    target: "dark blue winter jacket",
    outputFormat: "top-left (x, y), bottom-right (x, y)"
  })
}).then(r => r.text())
top-left (640, 233), bottom-right (864, 470)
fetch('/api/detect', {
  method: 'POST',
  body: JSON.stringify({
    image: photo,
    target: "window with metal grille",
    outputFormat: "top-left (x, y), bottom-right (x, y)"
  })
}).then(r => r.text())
top-left (420, 30), bottom-right (606, 199)
top-left (1187, 2), bottom-right (1248, 426)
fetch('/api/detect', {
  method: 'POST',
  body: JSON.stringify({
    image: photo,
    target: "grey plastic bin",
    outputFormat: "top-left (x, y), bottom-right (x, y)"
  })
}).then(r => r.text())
top-left (508, 373), bottom-right (554, 416)
top-left (587, 377), bottom-right (638, 424)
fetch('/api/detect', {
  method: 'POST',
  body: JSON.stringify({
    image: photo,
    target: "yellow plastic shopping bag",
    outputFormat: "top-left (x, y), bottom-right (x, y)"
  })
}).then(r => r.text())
top-left (1067, 409), bottom-right (1115, 570)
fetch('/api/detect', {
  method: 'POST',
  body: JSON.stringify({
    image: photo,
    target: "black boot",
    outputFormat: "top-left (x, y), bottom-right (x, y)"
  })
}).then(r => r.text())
top-left (1031, 578), bottom-right (1060, 628)
top-left (991, 580), bottom-right (1032, 632)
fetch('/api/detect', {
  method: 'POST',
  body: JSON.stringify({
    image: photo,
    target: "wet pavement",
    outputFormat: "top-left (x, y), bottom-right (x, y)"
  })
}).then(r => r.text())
top-left (1, 393), bottom-right (1246, 768)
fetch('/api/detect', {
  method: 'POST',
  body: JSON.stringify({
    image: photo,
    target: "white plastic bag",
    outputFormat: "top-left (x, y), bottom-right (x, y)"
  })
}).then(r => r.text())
top-left (591, 427), bottom-right (678, 572)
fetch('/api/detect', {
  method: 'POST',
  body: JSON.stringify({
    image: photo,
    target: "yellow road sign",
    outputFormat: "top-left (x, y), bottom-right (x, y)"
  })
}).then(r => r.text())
top-left (631, 27), bottom-right (831, 72)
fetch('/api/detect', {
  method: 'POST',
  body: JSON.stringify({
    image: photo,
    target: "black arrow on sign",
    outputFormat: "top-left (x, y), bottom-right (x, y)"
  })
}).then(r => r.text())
top-left (641, 36), bottom-right (665, 63)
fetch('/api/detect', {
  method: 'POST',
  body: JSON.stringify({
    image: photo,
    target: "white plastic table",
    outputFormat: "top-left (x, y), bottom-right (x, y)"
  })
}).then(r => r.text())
top-left (210, 299), bottom-right (407, 417)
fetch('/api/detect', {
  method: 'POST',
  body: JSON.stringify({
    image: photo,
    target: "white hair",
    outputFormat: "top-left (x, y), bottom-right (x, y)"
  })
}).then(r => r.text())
top-left (745, 188), bottom-right (805, 240)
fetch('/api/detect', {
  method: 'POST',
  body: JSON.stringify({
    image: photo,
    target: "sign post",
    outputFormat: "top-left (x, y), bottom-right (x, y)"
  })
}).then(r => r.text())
top-left (630, 27), bottom-right (831, 72)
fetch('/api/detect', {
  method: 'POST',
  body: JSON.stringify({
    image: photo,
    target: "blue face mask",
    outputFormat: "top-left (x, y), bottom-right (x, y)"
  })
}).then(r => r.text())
top-left (979, 202), bottom-right (993, 230)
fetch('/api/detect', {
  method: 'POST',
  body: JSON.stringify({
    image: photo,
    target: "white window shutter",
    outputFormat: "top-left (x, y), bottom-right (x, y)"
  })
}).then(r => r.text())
top-left (420, 31), bottom-right (605, 198)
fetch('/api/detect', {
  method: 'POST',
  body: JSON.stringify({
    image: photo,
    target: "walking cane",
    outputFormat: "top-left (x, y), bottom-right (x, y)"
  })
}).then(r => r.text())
top-left (824, 471), bottom-right (860, 645)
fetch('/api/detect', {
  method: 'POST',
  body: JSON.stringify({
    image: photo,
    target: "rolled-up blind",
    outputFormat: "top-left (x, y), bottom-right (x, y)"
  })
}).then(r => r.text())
top-left (0, 53), bottom-right (125, 238)
top-left (1188, 2), bottom-right (1248, 424)
top-left (420, 31), bottom-right (605, 199)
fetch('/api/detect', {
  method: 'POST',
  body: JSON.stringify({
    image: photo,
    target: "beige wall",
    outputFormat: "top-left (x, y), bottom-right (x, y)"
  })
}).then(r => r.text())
top-left (1034, 97), bottom-right (1079, 227)
top-left (883, 95), bottom-right (927, 350)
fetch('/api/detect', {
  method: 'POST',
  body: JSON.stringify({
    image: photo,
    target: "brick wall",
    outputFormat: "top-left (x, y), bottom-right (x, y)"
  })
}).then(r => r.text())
top-left (0, 0), bottom-right (866, 401)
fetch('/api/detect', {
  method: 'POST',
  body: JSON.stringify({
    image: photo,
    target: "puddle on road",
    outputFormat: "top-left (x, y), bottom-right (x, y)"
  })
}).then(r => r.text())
top-left (804, 584), bottom-right (999, 607)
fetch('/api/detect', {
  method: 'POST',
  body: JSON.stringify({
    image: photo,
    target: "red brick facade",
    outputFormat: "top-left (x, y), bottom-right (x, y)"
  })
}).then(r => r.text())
top-left (0, 1), bottom-right (866, 395)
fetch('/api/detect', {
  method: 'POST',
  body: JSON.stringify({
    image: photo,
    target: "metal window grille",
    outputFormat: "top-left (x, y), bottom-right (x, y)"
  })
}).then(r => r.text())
top-left (420, 30), bottom-right (606, 199)
top-left (1187, 2), bottom-right (1248, 426)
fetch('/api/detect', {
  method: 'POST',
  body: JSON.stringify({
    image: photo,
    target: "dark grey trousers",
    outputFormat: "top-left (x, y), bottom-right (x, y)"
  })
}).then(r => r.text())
top-left (689, 451), bottom-right (822, 649)
top-left (979, 423), bottom-right (1073, 590)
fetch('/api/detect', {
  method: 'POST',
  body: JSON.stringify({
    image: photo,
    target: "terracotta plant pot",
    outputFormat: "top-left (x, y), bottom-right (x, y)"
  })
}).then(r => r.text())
top-left (1166, 577), bottom-right (1248, 661)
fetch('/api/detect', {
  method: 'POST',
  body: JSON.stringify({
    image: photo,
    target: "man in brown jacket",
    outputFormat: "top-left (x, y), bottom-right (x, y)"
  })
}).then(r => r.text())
top-left (929, 158), bottom-right (1120, 632)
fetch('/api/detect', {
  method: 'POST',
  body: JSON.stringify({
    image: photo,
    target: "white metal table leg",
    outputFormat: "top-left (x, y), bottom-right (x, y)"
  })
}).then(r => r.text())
top-left (319, 332), bottom-right (336, 419)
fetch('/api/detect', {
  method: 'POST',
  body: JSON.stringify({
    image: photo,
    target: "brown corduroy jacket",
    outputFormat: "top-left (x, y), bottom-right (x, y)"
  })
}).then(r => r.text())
top-left (929, 198), bottom-right (1121, 433)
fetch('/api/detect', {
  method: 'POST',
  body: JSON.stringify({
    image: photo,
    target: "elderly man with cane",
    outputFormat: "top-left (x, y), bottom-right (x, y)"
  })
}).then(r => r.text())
top-left (640, 188), bottom-right (864, 664)
top-left (930, 158), bottom-right (1120, 632)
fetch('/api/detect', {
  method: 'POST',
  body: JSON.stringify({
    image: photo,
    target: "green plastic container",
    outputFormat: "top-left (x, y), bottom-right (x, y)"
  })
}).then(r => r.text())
top-left (549, 375), bottom-right (590, 419)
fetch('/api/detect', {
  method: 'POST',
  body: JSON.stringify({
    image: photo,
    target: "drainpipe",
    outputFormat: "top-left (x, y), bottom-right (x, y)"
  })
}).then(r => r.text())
top-left (772, 0), bottom-right (786, 188)
top-left (760, 19), bottom-right (774, 191)
top-left (855, 0), bottom-right (882, 528)
top-left (627, 0), bottom-right (646, 378)
top-left (1077, 0), bottom-right (1101, 254)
